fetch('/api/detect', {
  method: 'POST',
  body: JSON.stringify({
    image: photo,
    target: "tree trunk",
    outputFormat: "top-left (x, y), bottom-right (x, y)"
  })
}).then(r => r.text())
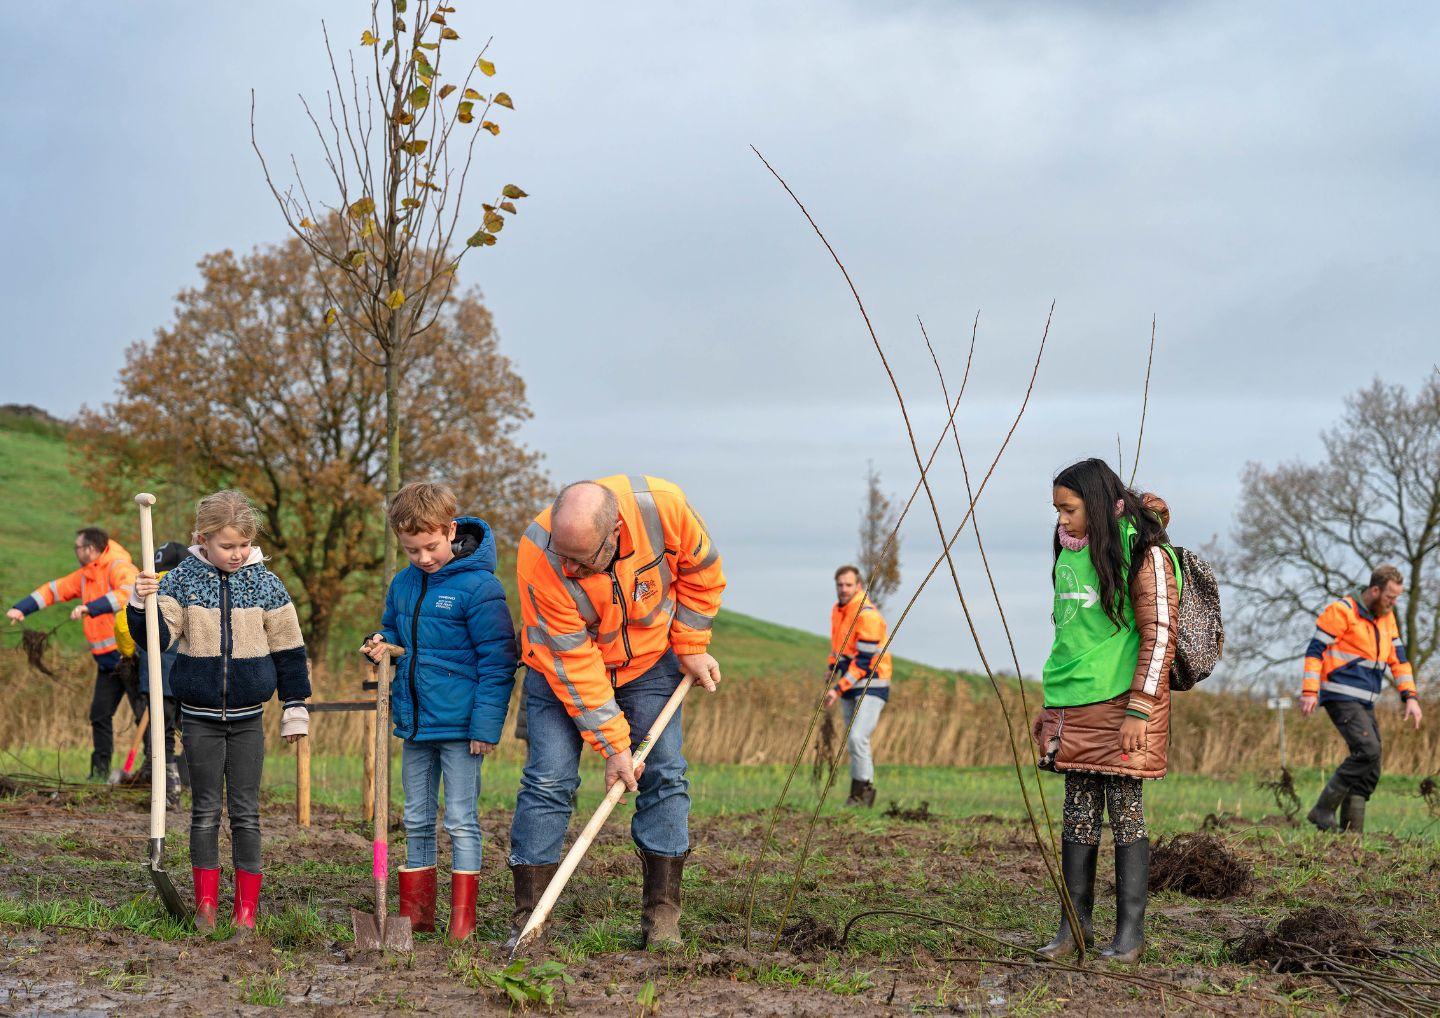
top-left (383, 350), bottom-right (401, 586)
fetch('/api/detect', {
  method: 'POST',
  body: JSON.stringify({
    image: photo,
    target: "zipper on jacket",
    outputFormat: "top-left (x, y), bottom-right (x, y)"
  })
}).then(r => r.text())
top-left (220, 573), bottom-right (231, 721)
top-left (408, 572), bottom-right (428, 739)
top-left (608, 569), bottom-right (633, 670)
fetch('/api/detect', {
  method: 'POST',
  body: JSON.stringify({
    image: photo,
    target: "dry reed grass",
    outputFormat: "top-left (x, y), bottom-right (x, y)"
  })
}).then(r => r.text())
top-left (7, 645), bottom-right (1433, 776)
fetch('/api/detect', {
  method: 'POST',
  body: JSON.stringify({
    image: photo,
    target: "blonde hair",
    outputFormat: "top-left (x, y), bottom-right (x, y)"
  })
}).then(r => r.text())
top-left (388, 482), bottom-right (459, 535)
top-left (193, 490), bottom-right (262, 542)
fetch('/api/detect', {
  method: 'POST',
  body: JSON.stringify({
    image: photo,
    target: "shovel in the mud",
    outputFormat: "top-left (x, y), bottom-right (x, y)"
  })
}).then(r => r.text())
top-left (352, 643), bottom-right (412, 952)
top-left (108, 707), bottom-right (149, 785)
top-left (135, 493), bottom-right (189, 921)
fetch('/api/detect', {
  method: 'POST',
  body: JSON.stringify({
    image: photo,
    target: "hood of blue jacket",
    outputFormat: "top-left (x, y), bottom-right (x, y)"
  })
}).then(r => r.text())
top-left (439, 516), bottom-right (497, 576)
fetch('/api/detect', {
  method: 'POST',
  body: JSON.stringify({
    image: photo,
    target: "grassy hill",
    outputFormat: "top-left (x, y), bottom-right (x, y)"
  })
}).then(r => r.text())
top-left (0, 408), bottom-right (951, 680)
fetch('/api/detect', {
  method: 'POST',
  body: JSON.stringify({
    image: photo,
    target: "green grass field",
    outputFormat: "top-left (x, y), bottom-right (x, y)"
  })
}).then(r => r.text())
top-left (7, 747), bottom-right (1437, 839)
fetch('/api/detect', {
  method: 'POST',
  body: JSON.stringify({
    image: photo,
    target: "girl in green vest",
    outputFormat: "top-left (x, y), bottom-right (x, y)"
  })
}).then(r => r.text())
top-left (1031, 458), bottom-right (1181, 964)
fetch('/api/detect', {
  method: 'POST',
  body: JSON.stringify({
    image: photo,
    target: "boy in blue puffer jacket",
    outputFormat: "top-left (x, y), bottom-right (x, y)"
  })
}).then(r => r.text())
top-left (364, 482), bottom-right (518, 941)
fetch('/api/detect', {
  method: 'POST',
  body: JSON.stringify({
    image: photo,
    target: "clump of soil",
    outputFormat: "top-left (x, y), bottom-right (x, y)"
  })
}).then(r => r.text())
top-left (778, 914), bottom-right (839, 952)
top-left (1149, 832), bottom-right (1252, 899)
top-left (1229, 906), bottom-right (1374, 973)
top-left (883, 801), bottom-right (936, 822)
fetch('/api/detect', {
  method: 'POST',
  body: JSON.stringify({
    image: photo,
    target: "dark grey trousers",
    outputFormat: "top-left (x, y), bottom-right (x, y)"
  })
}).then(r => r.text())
top-left (1323, 699), bottom-right (1383, 800)
top-left (183, 714), bottom-right (265, 872)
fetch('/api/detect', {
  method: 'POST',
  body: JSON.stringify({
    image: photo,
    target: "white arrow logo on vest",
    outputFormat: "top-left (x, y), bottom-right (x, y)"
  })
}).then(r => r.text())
top-left (1058, 585), bottom-right (1099, 609)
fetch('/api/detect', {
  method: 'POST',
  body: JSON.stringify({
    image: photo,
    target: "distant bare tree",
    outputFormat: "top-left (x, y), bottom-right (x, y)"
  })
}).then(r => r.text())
top-left (857, 462), bottom-right (902, 607)
top-left (1216, 374), bottom-right (1440, 693)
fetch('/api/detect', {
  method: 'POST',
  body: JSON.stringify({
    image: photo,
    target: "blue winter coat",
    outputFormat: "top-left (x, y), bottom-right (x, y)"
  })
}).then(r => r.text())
top-left (379, 517), bottom-right (518, 743)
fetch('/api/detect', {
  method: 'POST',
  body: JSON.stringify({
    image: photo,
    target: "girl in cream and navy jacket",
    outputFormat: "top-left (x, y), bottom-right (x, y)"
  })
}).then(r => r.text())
top-left (129, 490), bottom-right (310, 932)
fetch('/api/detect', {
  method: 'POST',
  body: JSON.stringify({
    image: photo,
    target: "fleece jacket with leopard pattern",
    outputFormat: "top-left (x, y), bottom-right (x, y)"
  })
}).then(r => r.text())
top-left (126, 547), bottom-right (309, 722)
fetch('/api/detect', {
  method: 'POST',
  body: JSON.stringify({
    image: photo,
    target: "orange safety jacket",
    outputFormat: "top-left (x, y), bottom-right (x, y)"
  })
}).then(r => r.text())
top-left (1303, 596), bottom-right (1417, 705)
top-left (829, 592), bottom-right (893, 698)
top-left (517, 475), bottom-right (726, 756)
top-left (14, 540), bottom-right (138, 659)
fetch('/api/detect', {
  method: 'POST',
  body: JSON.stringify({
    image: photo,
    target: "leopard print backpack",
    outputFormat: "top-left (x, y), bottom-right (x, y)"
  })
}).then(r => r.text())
top-left (1168, 546), bottom-right (1225, 691)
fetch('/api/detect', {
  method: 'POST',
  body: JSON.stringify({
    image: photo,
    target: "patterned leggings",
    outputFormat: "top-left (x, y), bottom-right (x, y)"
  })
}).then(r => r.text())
top-left (1063, 772), bottom-right (1146, 846)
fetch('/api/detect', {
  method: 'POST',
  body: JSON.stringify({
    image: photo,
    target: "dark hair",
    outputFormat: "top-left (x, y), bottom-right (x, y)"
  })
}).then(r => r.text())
top-left (1052, 458), bottom-right (1169, 631)
top-left (834, 564), bottom-right (861, 582)
top-left (76, 527), bottom-right (109, 553)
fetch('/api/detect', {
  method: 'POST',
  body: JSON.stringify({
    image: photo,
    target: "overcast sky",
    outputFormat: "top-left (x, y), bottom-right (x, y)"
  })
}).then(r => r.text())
top-left (3, 2), bottom-right (1438, 676)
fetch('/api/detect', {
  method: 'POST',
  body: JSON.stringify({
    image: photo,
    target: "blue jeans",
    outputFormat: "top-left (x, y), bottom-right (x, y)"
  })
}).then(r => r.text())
top-left (401, 739), bottom-right (484, 871)
top-left (509, 652), bottom-right (690, 864)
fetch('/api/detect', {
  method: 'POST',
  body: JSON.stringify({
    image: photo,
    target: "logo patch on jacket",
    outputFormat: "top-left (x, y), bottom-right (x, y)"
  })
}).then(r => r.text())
top-left (434, 594), bottom-right (457, 611)
top-left (633, 580), bottom-right (654, 603)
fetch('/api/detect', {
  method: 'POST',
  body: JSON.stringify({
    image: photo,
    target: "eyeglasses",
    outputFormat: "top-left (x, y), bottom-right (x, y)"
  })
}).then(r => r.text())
top-left (560, 528), bottom-right (616, 572)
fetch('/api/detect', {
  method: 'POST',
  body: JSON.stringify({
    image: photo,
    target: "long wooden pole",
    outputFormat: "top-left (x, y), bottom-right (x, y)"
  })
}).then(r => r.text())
top-left (363, 699), bottom-right (377, 823)
top-left (511, 677), bottom-right (693, 955)
top-left (296, 735), bottom-right (311, 828)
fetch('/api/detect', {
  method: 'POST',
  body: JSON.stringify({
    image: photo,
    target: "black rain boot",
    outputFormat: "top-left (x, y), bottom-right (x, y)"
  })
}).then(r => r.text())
top-left (1307, 775), bottom-right (1348, 832)
top-left (638, 850), bottom-right (687, 950)
top-left (88, 752), bottom-right (108, 784)
top-left (1037, 841), bottom-right (1097, 960)
top-left (845, 779), bottom-right (876, 808)
top-left (1100, 839), bottom-right (1149, 964)
top-left (1339, 794), bottom-right (1366, 834)
top-left (503, 863), bottom-right (559, 952)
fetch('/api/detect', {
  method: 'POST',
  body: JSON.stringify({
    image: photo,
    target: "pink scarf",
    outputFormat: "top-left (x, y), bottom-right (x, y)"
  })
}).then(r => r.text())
top-left (1056, 500), bottom-right (1126, 551)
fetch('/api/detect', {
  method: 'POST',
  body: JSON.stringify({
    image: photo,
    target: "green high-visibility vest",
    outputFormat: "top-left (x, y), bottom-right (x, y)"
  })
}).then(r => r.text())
top-left (1042, 518), bottom-right (1180, 708)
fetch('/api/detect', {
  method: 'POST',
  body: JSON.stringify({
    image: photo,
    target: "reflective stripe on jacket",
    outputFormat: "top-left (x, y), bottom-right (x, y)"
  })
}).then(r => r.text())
top-left (1303, 596), bottom-right (1416, 704)
top-left (12, 540), bottom-right (138, 658)
top-left (829, 593), bottom-right (892, 697)
top-left (516, 475), bottom-right (726, 756)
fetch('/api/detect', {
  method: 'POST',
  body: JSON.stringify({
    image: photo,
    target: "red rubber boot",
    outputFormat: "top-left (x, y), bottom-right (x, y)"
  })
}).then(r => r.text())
top-left (192, 867), bottom-right (221, 932)
top-left (398, 865), bottom-right (437, 933)
top-left (233, 869), bottom-right (263, 931)
top-left (448, 870), bottom-right (479, 942)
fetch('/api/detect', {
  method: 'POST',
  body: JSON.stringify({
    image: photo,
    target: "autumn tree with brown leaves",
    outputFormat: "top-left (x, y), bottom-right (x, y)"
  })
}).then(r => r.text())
top-left (251, 0), bottom-right (526, 582)
top-left (74, 235), bottom-right (546, 660)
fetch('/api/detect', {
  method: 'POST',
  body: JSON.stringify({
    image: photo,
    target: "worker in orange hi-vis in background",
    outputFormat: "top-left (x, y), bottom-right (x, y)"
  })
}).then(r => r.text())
top-left (507, 475), bottom-right (725, 952)
top-left (7, 527), bottom-right (139, 782)
top-left (822, 565), bottom-right (893, 808)
top-left (1301, 564), bottom-right (1422, 833)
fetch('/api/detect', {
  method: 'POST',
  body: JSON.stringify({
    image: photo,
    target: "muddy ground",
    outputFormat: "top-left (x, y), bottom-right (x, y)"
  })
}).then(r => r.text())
top-left (1, 780), bottom-right (1437, 1015)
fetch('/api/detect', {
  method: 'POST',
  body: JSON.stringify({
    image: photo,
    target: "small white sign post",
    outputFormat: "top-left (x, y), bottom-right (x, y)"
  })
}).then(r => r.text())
top-left (1266, 696), bottom-right (1294, 769)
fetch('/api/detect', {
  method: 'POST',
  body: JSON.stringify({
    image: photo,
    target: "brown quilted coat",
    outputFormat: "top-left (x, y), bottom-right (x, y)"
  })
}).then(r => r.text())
top-left (1031, 495), bottom-right (1180, 780)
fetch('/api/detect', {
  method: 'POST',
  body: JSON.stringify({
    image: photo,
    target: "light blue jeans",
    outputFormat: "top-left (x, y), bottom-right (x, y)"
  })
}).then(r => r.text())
top-left (401, 739), bottom-right (484, 871)
top-left (508, 652), bottom-right (690, 864)
top-left (841, 694), bottom-right (886, 782)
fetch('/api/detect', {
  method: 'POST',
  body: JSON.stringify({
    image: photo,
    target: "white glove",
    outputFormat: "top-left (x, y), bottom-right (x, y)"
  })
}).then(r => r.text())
top-left (281, 705), bottom-right (310, 739)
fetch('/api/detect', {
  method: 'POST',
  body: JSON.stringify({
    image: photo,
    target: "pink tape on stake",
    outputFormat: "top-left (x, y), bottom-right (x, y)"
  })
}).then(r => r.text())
top-left (372, 840), bottom-right (387, 882)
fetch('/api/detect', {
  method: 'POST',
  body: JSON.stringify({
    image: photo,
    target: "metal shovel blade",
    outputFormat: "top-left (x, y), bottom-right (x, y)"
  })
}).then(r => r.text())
top-left (147, 839), bottom-right (190, 921)
top-left (351, 909), bottom-right (412, 952)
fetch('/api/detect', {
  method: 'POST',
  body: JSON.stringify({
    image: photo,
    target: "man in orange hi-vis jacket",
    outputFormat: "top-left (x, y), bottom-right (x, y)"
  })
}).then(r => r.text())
top-left (1301, 564), bottom-right (1423, 833)
top-left (507, 475), bottom-right (725, 951)
top-left (822, 565), bottom-right (893, 808)
top-left (7, 527), bottom-right (139, 781)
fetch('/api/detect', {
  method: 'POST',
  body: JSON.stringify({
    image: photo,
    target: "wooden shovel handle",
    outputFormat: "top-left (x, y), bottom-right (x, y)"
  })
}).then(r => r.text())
top-left (134, 493), bottom-right (167, 841)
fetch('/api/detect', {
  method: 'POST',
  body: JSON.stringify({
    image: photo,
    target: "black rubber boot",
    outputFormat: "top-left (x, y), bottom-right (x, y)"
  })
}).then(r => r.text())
top-left (639, 850), bottom-right (688, 950)
top-left (503, 863), bottom-right (559, 952)
top-left (1339, 794), bottom-right (1366, 833)
top-left (1100, 839), bottom-right (1149, 964)
top-left (844, 779), bottom-right (876, 808)
top-left (1307, 775), bottom-right (1348, 832)
top-left (1037, 841), bottom-right (1097, 960)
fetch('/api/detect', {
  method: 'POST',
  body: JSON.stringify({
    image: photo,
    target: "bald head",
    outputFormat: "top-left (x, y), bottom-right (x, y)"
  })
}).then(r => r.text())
top-left (550, 481), bottom-right (622, 575)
